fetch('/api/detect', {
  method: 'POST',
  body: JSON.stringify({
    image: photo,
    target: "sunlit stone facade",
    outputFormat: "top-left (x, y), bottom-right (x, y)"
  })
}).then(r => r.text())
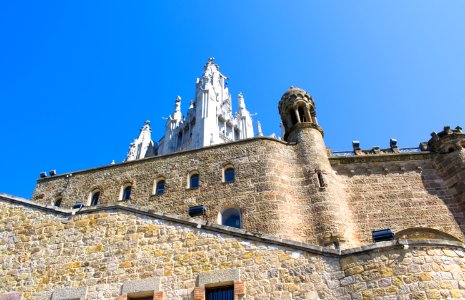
top-left (3, 61), bottom-right (465, 299)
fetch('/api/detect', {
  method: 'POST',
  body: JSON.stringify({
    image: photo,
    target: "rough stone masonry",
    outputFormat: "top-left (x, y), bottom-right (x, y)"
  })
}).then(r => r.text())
top-left (3, 80), bottom-right (465, 299)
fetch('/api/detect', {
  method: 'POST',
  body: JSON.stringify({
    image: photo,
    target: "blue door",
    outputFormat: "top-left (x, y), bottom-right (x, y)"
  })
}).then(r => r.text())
top-left (206, 286), bottom-right (234, 300)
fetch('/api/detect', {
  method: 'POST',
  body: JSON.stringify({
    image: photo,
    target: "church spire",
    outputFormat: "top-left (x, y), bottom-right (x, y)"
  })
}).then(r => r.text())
top-left (257, 121), bottom-right (263, 137)
top-left (155, 60), bottom-right (256, 156)
top-left (125, 121), bottom-right (157, 161)
top-left (171, 96), bottom-right (182, 121)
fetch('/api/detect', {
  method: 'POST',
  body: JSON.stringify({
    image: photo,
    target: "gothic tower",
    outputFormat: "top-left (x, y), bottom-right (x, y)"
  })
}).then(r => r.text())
top-left (124, 121), bottom-right (157, 162)
top-left (278, 87), bottom-right (358, 248)
top-left (156, 58), bottom-right (255, 156)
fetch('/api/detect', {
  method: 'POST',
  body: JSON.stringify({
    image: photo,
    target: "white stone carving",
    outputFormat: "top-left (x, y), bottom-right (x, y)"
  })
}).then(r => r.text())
top-left (124, 121), bottom-right (157, 161)
top-left (257, 121), bottom-right (263, 137)
top-left (157, 58), bottom-right (255, 156)
top-left (126, 59), bottom-right (256, 159)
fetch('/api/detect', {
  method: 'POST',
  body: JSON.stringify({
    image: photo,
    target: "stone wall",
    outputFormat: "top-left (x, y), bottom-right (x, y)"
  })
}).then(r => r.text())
top-left (339, 245), bottom-right (465, 300)
top-left (433, 148), bottom-right (465, 233)
top-left (333, 156), bottom-right (465, 245)
top-left (2, 199), bottom-right (465, 300)
top-left (32, 137), bottom-right (465, 248)
top-left (32, 138), bottom-right (321, 246)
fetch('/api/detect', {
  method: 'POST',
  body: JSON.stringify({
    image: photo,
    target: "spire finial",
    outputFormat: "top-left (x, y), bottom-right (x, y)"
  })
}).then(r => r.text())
top-left (238, 92), bottom-right (245, 110)
top-left (257, 121), bottom-right (263, 137)
top-left (174, 96), bottom-right (181, 113)
top-left (140, 120), bottom-right (151, 131)
top-left (204, 57), bottom-right (219, 71)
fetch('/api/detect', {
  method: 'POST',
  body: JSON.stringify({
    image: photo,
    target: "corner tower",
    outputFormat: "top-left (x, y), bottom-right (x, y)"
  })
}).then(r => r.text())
top-left (428, 126), bottom-right (465, 230)
top-left (278, 87), bottom-right (359, 248)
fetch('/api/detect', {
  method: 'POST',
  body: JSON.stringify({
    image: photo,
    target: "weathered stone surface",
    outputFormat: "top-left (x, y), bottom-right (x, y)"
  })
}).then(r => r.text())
top-left (121, 278), bottom-right (160, 295)
top-left (31, 130), bottom-right (465, 250)
top-left (198, 269), bottom-right (240, 286)
top-left (2, 199), bottom-right (465, 300)
top-left (51, 287), bottom-right (87, 300)
top-left (0, 293), bottom-right (22, 300)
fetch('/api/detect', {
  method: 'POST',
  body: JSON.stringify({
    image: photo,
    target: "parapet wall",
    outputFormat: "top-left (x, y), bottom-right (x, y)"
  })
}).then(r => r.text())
top-left (331, 153), bottom-right (465, 245)
top-left (1, 197), bottom-right (465, 300)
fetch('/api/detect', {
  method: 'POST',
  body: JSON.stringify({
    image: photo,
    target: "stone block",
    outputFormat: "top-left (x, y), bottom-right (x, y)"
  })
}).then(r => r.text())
top-left (0, 293), bottom-right (22, 300)
top-left (198, 269), bottom-right (240, 286)
top-left (193, 287), bottom-right (205, 300)
top-left (234, 281), bottom-right (245, 295)
top-left (51, 287), bottom-right (87, 300)
top-left (153, 291), bottom-right (164, 300)
top-left (121, 277), bottom-right (160, 295)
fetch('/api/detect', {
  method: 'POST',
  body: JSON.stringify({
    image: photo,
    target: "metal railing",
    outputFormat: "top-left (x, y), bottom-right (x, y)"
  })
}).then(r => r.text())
top-left (331, 147), bottom-right (422, 157)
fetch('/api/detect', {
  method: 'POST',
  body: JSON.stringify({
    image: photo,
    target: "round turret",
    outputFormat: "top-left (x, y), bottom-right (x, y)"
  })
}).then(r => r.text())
top-left (278, 87), bottom-right (322, 141)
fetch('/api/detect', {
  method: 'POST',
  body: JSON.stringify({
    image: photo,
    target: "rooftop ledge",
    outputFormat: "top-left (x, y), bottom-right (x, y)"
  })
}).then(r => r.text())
top-left (36, 135), bottom-right (430, 182)
top-left (1, 192), bottom-right (463, 257)
top-left (36, 136), bottom-right (294, 182)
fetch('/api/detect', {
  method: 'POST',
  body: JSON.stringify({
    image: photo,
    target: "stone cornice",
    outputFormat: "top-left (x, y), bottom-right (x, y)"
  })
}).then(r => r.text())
top-left (1, 192), bottom-right (463, 257)
top-left (34, 134), bottom-right (430, 182)
top-left (329, 151), bottom-right (435, 165)
top-left (36, 137), bottom-right (295, 182)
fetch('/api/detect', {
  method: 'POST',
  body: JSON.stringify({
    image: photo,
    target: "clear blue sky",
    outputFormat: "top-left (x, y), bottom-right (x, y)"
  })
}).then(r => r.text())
top-left (1, 1), bottom-right (464, 198)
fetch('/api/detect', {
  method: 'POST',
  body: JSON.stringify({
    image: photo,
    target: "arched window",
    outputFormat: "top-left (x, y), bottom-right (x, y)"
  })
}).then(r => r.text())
top-left (54, 197), bottom-right (62, 207)
top-left (289, 109), bottom-right (298, 125)
top-left (298, 106), bottom-right (307, 122)
top-left (396, 228), bottom-right (461, 242)
top-left (224, 167), bottom-right (235, 183)
top-left (90, 190), bottom-right (100, 206)
top-left (189, 173), bottom-right (199, 189)
top-left (156, 180), bottom-right (165, 195)
top-left (220, 208), bottom-right (241, 228)
top-left (122, 185), bottom-right (132, 200)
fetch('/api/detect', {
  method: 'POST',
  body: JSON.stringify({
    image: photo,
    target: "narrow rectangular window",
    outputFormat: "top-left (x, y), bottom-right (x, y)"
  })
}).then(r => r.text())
top-left (54, 198), bottom-right (62, 207)
top-left (317, 171), bottom-right (326, 187)
top-left (206, 286), bottom-right (234, 300)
